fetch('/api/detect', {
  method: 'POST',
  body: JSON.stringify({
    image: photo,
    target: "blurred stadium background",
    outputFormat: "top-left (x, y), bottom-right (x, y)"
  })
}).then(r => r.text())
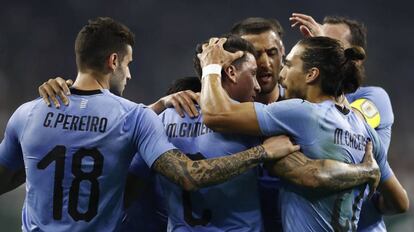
top-left (0, 0), bottom-right (413, 231)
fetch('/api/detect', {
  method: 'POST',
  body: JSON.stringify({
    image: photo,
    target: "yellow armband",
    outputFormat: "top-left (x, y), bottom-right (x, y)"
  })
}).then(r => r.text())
top-left (350, 98), bottom-right (381, 129)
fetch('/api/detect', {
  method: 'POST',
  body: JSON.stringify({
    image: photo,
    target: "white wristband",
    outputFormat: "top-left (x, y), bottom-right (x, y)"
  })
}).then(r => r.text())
top-left (202, 64), bottom-right (222, 79)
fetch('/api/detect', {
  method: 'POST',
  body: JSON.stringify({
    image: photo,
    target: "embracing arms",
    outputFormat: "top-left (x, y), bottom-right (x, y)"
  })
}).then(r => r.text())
top-left (152, 135), bottom-right (298, 191)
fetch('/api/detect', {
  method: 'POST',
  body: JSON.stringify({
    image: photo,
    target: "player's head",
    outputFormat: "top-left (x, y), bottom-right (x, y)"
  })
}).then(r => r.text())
top-left (322, 16), bottom-right (367, 51)
top-left (75, 17), bottom-right (135, 96)
top-left (166, 76), bottom-right (201, 95)
top-left (231, 17), bottom-right (284, 95)
top-left (194, 35), bottom-right (260, 102)
top-left (280, 36), bottom-right (365, 100)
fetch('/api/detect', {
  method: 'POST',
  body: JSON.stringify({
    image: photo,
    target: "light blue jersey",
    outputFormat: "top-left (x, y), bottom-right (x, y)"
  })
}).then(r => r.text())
top-left (0, 89), bottom-right (175, 232)
top-left (257, 84), bottom-right (285, 232)
top-left (254, 99), bottom-right (393, 232)
top-left (137, 106), bottom-right (263, 232)
top-left (347, 86), bottom-right (394, 232)
top-left (347, 86), bottom-right (394, 151)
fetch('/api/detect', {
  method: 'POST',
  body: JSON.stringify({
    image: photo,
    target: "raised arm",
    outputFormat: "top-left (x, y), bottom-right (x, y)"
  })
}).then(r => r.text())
top-left (152, 135), bottom-right (299, 191)
top-left (266, 141), bottom-right (380, 195)
top-left (199, 38), bottom-right (262, 135)
top-left (289, 13), bottom-right (324, 38)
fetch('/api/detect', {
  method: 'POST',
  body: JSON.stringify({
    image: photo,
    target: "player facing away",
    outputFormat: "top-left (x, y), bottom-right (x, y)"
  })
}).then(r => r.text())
top-left (0, 17), bottom-right (302, 232)
top-left (198, 36), bottom-right (406, 231)
top-left (289, 13), bottom-right (408, 231)
top-left (37, 41), bottom-right (382, 232)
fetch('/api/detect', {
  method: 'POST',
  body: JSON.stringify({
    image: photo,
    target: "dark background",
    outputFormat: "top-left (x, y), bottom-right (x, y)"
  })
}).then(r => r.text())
top-left (0, 0), bottom-right (413, 230)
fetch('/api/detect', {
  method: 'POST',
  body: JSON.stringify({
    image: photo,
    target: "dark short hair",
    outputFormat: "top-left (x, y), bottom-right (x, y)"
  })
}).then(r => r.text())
top-left (323, 16), bottom-right (367, 50)
top-left (193, 35), bottom-right (257, 78)
top-left (75, 17), bottom-right (135, 73)
top-left (166, 76), bottom-right (201, 95)
top-left (298, 36), bottom-right (366, 97)
top-left (231, 17), bottom-right (284, 39)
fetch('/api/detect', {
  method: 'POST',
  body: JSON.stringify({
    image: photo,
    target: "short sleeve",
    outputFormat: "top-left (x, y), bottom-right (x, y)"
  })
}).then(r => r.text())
top-left (129, 105), bottom-right (176, 168)
top-left (0, 105), bottom-right (28, 171)
top-left (347, 87), bottom-right (394, 129)
top-left (347, 87), bottom-right (393, 152)
top-left (253, 99), bottom-right (318, 145)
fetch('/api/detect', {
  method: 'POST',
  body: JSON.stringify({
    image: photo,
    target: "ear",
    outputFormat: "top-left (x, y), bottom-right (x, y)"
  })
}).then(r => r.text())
top-left (107, 53), bottom-right (118, 71)
top-left (223, 65), bottom-right (237, 83)
top-left (305, 67), bottom-right (319, 84)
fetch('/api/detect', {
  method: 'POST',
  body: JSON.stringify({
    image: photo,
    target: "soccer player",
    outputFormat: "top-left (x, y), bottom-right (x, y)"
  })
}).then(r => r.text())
top-left (231, 17), bottom-right (285, 105)
top-left (131, 35), bottom-right (381, 231)
top-left (0, 17), bottom-right (301, 231)
top-left (38, 36), bottom-right (382, 231)
top-left (198, 36), bottom-right (408, 231)
top-left (289, 13), bottom-right (408, 231)
top-left (231, 17), bottom-right (288, 231)
top-left (144, 36), bottom-right (265, 231)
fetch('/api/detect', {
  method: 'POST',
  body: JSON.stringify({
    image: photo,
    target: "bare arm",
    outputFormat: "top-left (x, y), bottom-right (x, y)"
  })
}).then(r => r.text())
top-left (38, 77), bottom-right (73, 108)
top-left (0, 165), bottom-right (25, 195)
top-left (153, 135), bottom-right (299, 191)
top-left (148, 90), bottom-right (200, 117)
top-left (376, 174), bottom-right (409, 214)
top-left (153, 148), bottom-right (262, 191)
top-left (199, 38), bottom-right (262, 135)
top-left (267, 144), bottom-right (380, 194)
top-left (289, 13), bottom-right (324, 38)
top-left (39, 77), bottom-right (202, 118)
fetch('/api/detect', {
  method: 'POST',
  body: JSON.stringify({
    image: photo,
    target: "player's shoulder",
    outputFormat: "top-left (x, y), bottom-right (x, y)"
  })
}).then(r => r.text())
top-left (360, 86), bottom-right (390, 99)
top-left (12, 98), bottom-right (44, 117)
top-left (350, 86), bottom-right (394, 126)
top-left (349, 86), bottom-right (391, 103)
top-left (101, 90), bottom-right (147, 113)
top-left (268, 98), bottom-right (312, 110)
top-left (255, 99), bottom-right (315, 121)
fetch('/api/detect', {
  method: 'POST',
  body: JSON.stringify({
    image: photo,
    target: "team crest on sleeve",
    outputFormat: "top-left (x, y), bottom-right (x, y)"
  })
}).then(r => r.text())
top-left (350, 98), bottom-right (381, 128)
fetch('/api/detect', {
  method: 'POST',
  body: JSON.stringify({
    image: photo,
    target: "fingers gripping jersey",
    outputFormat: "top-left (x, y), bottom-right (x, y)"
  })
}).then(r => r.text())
top-left (0, 89), bottom-right (175, 232)
top-left (254, 99), bottom-right (392, 232)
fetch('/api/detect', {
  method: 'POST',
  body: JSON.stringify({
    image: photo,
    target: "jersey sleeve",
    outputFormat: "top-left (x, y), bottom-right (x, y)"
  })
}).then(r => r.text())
top-left (348, 87), bottom-right (394, 152)
top-left (363, 87), bottom-right (394, 128)
top-left (0, 104), bottom-right (29, 171)
top-left (253, 99), bottom-right (318, 145)
top-left (366, 124), bottom-right (393, 182)
top-left (128, 105), bottom-right (176, 168)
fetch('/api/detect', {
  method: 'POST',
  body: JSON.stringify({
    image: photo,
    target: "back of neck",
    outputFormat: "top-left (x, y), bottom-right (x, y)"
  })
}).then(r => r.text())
top-left (72, 71), bottom-right (109, 91)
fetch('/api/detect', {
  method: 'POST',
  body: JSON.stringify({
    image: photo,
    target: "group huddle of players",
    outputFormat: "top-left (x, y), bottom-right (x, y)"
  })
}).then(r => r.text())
top-left (0, 12), bottom-right (409, 232)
